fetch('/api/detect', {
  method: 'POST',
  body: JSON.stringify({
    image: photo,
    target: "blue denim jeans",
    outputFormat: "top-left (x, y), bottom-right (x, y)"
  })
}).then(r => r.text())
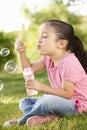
top-left (17, 94), bottom-right (77, 125)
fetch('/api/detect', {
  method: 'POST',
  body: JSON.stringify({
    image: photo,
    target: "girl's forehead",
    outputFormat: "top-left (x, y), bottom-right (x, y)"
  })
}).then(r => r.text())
top-left (39, 23), bottom-right (54, 34)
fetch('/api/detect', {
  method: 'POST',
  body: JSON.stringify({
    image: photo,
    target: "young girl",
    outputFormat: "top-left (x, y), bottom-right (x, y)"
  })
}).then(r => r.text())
top-left (3, 20), bottom-right (87, 127)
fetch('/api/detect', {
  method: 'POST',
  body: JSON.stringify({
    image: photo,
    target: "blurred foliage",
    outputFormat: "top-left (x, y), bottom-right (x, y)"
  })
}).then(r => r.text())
top-left (0, 32), bottom-right (17, 71)
top-left (0, 0), bottom-right (87, 71)
top-left (19, 0), bottom-right (87, 62)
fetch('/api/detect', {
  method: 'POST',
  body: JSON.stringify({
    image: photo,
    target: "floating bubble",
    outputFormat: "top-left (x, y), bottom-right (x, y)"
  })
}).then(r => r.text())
top-left (0, 47), bottom-right (10, 57)
top-left (0, 80), bottom-right (4, 91)
top-left (4, 60), bottom-right (17, 73)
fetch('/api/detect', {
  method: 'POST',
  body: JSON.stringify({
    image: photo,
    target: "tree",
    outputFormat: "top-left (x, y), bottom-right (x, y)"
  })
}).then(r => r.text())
top-left (18, 0), bottom-right (87, 61)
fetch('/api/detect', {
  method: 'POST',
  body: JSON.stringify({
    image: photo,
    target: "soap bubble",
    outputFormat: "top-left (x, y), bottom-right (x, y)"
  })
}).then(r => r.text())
top-left (0, 80), bottom-right (4, 91)
top-left (0, 47), bottom-right (10, 57)
top-left (4, 60), bottom-right (17, 73)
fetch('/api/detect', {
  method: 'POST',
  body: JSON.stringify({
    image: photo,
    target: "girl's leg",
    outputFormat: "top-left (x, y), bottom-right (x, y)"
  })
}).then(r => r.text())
top-left (3, 97), bottom-right (38, 127)
top-left (40, 94), bottom-right (77, 116)
top-left (19, 97), bottom-right (38, 115)
top-left (18, 94), bottom-right (77, 125)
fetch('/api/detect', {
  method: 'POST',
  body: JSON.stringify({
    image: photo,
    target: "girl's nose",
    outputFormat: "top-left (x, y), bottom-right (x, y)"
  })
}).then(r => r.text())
top-left (38, 37), bottom-right (42, 43)
top-left (38, 40), bottom-right (41, 43)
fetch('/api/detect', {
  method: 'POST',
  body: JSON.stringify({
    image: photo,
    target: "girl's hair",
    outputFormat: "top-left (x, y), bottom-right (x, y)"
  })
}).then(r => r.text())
top-left (45, 20), bottom-right (87, 73)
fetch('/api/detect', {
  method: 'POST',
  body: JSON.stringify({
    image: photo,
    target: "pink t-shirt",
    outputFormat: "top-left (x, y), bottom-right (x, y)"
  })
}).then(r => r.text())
top-left (42, 53), bottom-right (87, 113)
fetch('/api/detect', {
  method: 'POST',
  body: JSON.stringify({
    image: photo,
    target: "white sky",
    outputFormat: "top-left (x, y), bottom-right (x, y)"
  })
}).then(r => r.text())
top-left (0, 0), bottom-right (87, 32)
top-left (0, 0), bottom-right (49, 32)
top-left (68, 0), bottom-right (87, 16)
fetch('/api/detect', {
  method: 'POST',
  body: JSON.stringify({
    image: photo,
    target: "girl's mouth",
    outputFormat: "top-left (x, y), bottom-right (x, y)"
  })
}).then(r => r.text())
top-left (37, 45), bottom-right (41, 49)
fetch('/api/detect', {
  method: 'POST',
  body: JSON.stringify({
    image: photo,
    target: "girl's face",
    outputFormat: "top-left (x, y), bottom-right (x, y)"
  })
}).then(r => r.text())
top-left (37, 23), bottom-right (58, 56)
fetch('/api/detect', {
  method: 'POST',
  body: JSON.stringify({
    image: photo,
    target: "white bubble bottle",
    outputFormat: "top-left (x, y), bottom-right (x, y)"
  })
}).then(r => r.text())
top-left (23, 67), bottom-right (38, 96)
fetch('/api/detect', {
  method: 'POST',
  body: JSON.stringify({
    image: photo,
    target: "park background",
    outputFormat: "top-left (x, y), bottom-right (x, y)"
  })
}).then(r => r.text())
top-left (0, 0), bottom-right (87, 129)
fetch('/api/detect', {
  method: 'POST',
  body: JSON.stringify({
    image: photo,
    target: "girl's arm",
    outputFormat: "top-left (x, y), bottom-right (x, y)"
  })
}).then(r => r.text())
top-left (25, 80), bottom-right (74, 99)
top-left (40, 80), bottom-right (74, 99)
top-left (15, 41), bottom-right (45, 72)
top-left (18, 51), bottom-right (45, 72)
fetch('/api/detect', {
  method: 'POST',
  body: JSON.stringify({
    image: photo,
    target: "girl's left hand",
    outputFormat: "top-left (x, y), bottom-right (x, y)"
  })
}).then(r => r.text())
top-left (25, 79), bottom-right (42, 91)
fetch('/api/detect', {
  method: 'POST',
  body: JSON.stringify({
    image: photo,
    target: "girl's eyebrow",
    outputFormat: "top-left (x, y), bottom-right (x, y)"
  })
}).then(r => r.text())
top-left (39, 32), bottom-right (48, 36)
top-left (38, 31), bottom-right (49, 37)
top-left (42, 32), bottom-right (48, 34)
top-left (42, 32), bottom-right (48, 35)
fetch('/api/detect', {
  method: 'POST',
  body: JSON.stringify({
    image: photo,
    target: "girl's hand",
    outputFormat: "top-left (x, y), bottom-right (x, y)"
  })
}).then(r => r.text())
top-left (15, 41), bottom-right (25, 52)
top-left (25, 79), bottom-right (41, 92)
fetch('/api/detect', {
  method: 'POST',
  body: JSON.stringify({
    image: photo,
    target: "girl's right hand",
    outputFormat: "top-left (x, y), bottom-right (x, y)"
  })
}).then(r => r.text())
top-left (15, 41), bottom-right (25, 52)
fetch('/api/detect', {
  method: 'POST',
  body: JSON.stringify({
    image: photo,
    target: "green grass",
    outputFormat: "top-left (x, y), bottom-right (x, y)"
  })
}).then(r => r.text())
top-left (0, 70), bottom-right (87, 130)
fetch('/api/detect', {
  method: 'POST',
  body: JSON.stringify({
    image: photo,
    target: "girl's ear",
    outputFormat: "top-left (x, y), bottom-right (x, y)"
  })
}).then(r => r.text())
top-left (57, 39), bottom-right (68, 49)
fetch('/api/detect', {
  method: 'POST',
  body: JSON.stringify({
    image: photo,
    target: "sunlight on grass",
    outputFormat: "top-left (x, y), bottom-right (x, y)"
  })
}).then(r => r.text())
top-left (0, 73), bottom-right (87, 130)
top-left (0, 95), bottom-right (20, 104)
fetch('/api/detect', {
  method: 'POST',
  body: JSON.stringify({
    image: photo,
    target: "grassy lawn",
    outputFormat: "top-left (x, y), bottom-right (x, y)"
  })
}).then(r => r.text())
top-left (0, 70), bottom-right (87, 130)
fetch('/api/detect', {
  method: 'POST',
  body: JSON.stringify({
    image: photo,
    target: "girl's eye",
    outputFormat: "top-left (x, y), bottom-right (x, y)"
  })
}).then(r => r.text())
top-left (42, 33), bottom-right (48, 38)
top-left (38, 33), bottom-right (48, 39)
top-left (42, 36), bottom-right (47, 38)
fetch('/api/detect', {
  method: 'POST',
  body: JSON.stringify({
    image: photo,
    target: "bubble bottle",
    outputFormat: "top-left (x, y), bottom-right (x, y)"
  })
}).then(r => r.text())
top-left (23, 67), bottom-right (38, 96)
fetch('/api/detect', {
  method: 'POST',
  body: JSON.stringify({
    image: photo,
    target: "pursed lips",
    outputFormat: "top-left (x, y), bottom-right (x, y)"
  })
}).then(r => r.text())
top-left (37, 45), bottom-right (41, 49)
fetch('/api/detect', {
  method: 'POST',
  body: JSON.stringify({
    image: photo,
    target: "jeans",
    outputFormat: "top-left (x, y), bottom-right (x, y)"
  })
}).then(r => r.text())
top-left (17, 94), bottom-right (77, 125)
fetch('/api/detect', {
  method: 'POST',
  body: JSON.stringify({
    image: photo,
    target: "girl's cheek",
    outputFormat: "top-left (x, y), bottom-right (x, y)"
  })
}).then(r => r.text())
top-left (43, 39), bottom-right (48, 43)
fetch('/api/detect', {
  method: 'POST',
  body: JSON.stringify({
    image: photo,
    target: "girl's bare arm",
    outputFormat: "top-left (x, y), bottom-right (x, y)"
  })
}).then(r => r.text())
top-left (15, 41), bottom-right (45, 72)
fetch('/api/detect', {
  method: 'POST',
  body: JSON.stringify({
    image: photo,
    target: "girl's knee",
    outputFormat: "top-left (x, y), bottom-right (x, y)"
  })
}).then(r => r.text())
top-left (19, 97), bottom-right (28, 111)
top-left (41, 95), bottom-right (55, 114)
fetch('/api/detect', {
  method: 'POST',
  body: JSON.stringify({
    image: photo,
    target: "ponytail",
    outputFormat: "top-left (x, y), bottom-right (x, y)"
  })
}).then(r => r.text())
top-left (68, 35), bottom-right (87, 73)
top-left (45, 19), bottom-right (87, 73)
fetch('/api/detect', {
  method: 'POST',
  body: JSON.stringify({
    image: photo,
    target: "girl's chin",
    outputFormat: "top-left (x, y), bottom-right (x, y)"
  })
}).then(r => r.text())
top-left (38, 50), bottom-right (47, 55)
top-left (38, 50), bottom-right (43, 54)
top-left (39, 52), bottom-right (46, 56)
